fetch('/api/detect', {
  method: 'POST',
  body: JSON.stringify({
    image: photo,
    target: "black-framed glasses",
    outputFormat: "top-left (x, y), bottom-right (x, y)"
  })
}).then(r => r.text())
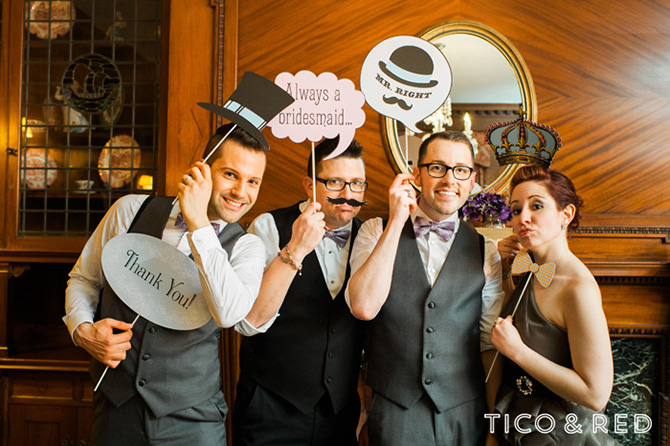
top-left (418, 163), bottom-right (474, 180)
top-left (316, 177), bottom-right (368, 193)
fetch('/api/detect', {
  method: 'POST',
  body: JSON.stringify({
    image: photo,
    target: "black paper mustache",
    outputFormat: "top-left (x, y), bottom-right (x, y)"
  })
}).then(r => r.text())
top-left (383, 95), bottom-right (413, 111)
top-left (327, 196), bottom-right (368, 207)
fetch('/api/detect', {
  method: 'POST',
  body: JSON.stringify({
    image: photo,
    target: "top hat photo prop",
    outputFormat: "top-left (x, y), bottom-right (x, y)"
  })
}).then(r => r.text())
top-left (486, 109), bottom-right (561, 168)
top-left (198, 71), bottom-right (295, 150)
top-left (379, 45), bottom-right (439, 88)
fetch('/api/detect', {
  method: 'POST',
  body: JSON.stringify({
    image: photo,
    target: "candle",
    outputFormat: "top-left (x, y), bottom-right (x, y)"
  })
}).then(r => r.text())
top-left (463, 112), bottom-right (472, 135)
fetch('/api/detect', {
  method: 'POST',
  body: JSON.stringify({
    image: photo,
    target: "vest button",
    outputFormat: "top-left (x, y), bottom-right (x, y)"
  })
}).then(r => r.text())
top-left (330, 328), bottom-right (337, 334)
top-left (142, 354), bottom-right (151, 360)
top-left (426, 327), bottom-right (434, 333)
top-left (424, 378), bottom-right (433, 385)
top-left (326, 377), bottom-right (333, 384)
top-left (426, 353), bottom-right (433, 359)
top-left (328, 352), bottom-right (334, 358)
top-left (427, 302), bottom-right (435, 309)
top-left (148, 327), bottom-right (156, 334)
top-left (138, 379), bottom-right (147, 387)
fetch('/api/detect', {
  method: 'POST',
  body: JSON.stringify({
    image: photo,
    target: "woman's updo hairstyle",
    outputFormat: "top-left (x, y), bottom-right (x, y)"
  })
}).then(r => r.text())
top-left (510, 165), bottom-right (584, 232)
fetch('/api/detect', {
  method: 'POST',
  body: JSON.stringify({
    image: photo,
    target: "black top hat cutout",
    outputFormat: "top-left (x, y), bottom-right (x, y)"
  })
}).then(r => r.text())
top-left (198, 72), bottom-right (295, 149)
top-left (379, 45), bottom-right (439, 88)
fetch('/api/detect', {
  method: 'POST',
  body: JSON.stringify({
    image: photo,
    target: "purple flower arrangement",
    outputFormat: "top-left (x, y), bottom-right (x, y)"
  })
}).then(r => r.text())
top-left (459, 192), bottom-right (512, 224)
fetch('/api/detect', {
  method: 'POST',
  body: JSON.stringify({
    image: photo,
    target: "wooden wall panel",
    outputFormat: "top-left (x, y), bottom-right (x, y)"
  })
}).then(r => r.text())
top-left (230, 0), bottom-right (670, 229)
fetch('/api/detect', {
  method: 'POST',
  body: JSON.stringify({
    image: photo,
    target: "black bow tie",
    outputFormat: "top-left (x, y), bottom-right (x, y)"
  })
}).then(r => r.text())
top-left (323, 228), bottom-right (350, 248)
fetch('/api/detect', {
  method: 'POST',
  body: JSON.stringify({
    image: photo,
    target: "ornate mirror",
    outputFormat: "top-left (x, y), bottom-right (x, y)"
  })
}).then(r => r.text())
top-left (381, 20), bottom-right (536, 193)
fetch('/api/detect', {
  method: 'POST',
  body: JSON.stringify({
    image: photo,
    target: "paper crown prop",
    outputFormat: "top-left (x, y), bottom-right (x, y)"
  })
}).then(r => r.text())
top-left (486, 110), bottom-right (562, 168)
top-left (198, 71), bottom-right (295, 149)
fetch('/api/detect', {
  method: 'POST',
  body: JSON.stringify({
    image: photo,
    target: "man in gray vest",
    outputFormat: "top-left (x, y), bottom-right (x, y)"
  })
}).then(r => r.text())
top-left (63, 124), bottom-right (268, 446)
top-left (346, 131), bottom-right (504, 445)
top-left (232, 137), bottom-right (367, 446)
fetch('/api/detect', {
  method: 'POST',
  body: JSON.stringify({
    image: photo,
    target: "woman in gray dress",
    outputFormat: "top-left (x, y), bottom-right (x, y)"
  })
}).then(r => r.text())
top-left (492, 165), bottom-right (617, 445)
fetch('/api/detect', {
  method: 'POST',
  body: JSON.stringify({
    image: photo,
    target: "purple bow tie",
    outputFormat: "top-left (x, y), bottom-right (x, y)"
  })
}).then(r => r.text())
top-left (323, 228), bottom-right (350, 248)
top-left (413, 216), bottom-right (455, 242)
top-left (174, 212), bottom-right (220, 234)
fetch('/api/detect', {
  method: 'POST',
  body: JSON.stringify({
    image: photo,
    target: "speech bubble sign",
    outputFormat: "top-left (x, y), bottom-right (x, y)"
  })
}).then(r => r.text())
top-left (268, 71), bottom-right (366, 160)
top-left (360, 35), bottom-right (452, 133)
top-left (101, 233), bottom-right (212, 330)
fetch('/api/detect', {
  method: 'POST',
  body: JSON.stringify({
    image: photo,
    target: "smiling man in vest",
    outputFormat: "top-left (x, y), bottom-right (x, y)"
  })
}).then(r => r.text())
top-left (63, 73), bottom-right (295, 446)
top-left (346, 130), bottom-right (505, 445)
top-left (233, 137), bottom-right (367, 446)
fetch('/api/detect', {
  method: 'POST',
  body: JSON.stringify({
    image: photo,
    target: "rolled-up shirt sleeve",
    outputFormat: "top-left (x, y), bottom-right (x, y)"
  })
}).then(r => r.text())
top-left (234, 212), bottom-right (281, 336)
top-left (480, 237), bottom-right (505, 351)
top-left (188, 228), bottom-right (265, 328)
top-left (344, 217), bottom-right (383, 311)
top-left (63, 194), bottom-right (148, 341)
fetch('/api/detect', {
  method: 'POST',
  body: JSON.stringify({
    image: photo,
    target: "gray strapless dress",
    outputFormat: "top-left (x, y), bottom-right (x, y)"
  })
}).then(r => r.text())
top-left (495, 272), bottom-right (619, 445)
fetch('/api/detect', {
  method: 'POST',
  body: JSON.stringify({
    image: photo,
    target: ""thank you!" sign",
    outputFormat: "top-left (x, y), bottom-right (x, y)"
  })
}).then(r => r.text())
top-left (101, 233), bottom-right (212, 330)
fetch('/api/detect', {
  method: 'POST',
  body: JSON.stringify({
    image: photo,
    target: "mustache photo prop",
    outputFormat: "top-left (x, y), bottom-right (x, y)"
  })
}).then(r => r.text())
top-left (327, 196), bottom-right (368, 207)
top-left (383, 95), bottom-right (413, 110)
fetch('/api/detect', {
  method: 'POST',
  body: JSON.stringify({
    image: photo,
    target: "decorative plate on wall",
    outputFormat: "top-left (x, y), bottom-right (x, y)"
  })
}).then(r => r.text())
top-left (22, 148), bottom-right (59, 189)
top-left (98, 135), bottom-right (141, 188)
top-left (25, 1), bottom-right (76, 40)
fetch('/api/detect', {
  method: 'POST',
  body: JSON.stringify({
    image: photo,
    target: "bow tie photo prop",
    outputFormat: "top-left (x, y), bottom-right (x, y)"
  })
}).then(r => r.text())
top-left (413, 216), bottom-right (455, 242)
top-left (324, 228), bottom-right (351, 248)
top-left (511, 249), bottom-right (555, 288)
top-left (172, 72), bottom-right (295, 206)
top-left (484, 250), bottom-right (556, 383)
top-left (360, 36), bottom-right (452, 170)
top-left (267, 71), bottom-right (366, 199)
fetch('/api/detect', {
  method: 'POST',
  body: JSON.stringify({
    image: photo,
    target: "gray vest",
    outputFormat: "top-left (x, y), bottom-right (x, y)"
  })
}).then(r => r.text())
top-left (366, 219), bottom-right (486, 412)
top-left (90, 196), bottom-right (245, 417)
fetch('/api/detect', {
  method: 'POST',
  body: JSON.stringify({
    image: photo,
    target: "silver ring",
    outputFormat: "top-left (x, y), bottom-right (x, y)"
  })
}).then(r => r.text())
top-left (183, 175), bottom-right (193, 185)
top-left (406, 190), bottom-right (413, 198)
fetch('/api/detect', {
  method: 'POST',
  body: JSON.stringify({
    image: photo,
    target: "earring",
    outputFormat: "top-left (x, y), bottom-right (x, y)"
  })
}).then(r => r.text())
top-left (561, 223), bottom-right (567, 231)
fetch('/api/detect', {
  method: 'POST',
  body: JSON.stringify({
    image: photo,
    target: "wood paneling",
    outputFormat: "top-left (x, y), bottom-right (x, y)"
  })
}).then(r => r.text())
top-left (227, 0), bottom-right (670, 229)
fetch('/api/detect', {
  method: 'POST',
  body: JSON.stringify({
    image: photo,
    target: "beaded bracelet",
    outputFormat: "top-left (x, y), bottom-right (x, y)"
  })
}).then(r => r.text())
top-left (278, 245), bottom-right (302, 275)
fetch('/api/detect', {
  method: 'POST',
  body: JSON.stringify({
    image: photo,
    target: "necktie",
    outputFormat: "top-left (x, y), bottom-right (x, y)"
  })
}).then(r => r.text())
top-left (324, 228), bottom-right (350, 248)
top-left (511, 250), bottom-right (555, 288)
top-left (174, 212), bottom-right (220, 234)
top-left (413, 216), bottom-right (455, 242)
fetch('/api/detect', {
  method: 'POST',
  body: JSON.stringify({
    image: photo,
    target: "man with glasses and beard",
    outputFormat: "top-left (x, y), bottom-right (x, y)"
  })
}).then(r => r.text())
top-left (346, 131), bottom-right (505, 445)
top-left (233, 137), bottom-right (368, 446)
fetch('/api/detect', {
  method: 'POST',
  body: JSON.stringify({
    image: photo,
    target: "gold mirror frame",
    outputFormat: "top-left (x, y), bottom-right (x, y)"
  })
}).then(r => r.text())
top-left (381, 20), bottom-right (537, 194)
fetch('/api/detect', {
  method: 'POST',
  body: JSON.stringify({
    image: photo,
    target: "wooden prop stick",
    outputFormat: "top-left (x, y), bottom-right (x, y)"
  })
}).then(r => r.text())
top-left (405, 127), bottom-right (410, 171)
top-left (171, 124), bottom-right (238, 206)
top-left (94, 314), bottom-right (141, 392)
top-left (484, 272), bottom-right (533, 383)
top-left (311, 141), bottom-right (316, 200)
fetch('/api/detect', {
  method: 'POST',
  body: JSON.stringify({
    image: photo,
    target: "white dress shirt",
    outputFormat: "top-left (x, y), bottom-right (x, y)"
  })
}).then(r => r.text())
top-left (235, 200), bottom-right (353, 336)
top-left (345, 206), bottom-right (504, 351)
top-left (63, 194), bottom-right (266, 339)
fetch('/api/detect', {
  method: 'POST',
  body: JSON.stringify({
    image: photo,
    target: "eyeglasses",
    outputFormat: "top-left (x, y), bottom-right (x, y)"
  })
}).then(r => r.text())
top-left (316, 177), bottom-right (368, 193)
top-left (418, 163), bottom-right (474, 180)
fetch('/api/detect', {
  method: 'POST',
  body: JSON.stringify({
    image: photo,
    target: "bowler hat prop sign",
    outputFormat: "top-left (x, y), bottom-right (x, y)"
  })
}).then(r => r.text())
top-left (379, 45), bottom-right (439, 88)
top-left (198, 72), bottom-right (295, 149)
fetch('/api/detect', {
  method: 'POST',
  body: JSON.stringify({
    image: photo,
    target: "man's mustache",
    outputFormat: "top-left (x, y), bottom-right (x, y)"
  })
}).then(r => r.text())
top-left (383, 95), bottom-right (413, 110)
top-left (327, 196), bottom-right (368, 207)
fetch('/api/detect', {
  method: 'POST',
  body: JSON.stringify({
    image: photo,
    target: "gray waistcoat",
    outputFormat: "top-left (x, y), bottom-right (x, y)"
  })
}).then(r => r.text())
top-left (366, 218), bottom-right (486, 413)
top-left (90, 196), bottom-right (245, 417)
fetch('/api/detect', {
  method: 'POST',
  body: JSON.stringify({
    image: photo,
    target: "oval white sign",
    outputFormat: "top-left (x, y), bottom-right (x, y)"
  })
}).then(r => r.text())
top-left (101, 233), bottom-right (212, 330)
